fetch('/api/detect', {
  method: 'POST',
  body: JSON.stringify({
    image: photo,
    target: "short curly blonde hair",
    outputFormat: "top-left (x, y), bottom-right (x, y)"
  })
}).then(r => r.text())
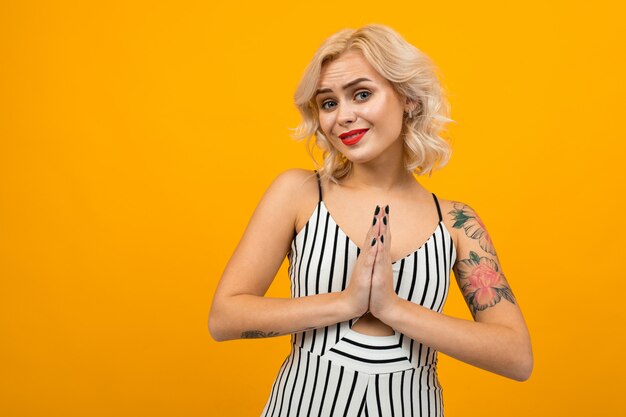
top-left (293, 24), bottom-right (453, 182)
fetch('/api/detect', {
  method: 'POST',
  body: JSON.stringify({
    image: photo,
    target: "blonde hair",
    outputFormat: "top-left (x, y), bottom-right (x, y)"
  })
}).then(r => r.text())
top-left (293, 24), bottom-right (453, 182)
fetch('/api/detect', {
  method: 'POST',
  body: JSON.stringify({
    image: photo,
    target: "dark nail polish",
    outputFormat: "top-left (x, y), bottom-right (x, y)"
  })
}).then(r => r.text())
top-left (374, 205), bottom-right (380, 215)
top-left (380, 235), bottom-right (384, 243)
top-left (383, 216), bottom-right (387, 225)
top-left (372, 217), bottom-right (377, 226)
top-left (371, 238), bottom-right (377, 246)
top-left (385, 205), bottom-right (389, 214)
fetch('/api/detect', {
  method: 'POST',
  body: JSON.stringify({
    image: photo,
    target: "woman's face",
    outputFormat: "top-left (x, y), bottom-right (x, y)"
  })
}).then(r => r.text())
top-left (315, 50), bottom-right (408, 166)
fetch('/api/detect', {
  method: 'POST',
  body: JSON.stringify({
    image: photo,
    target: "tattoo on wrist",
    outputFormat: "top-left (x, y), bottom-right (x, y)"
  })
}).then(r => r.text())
top-left (241, 330), bottom-right (280, 339)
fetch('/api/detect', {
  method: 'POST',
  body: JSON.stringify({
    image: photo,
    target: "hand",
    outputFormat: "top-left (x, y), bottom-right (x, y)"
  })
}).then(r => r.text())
top-left (369, 205), bottom-right (400, 319)
top-left (342, 205), bottom-right (384, 317)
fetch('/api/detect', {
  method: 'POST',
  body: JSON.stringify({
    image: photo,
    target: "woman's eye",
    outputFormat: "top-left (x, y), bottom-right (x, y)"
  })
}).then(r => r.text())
top-left (320, 100), bottom-right (336, 110)
top-left (355, 91), bottom-right (371, 101)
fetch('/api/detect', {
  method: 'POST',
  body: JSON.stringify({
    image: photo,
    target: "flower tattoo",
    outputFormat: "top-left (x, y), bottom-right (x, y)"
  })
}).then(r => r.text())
top-left (456, 251), bottom-right (516, 316)
top-left (449, 203), bottom-right (496, 255)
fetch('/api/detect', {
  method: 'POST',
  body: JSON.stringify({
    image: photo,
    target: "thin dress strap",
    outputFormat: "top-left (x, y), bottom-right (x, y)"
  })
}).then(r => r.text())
top-left (432, 193), bottom-right (442, 222)
top-left (314, 170), bottom-right (323, 202)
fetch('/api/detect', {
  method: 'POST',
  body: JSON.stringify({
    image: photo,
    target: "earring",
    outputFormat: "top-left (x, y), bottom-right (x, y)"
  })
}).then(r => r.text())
top-left (406, 109), bottom-right (413, 119)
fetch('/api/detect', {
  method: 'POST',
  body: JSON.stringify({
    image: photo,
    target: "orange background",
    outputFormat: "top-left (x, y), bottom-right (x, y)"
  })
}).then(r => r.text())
top-left (1, 1), bottom-right (625, 416)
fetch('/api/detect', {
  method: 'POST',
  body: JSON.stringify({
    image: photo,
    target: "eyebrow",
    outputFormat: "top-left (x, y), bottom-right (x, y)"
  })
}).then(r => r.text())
top-left (314, 77), bottom-right (372, 97)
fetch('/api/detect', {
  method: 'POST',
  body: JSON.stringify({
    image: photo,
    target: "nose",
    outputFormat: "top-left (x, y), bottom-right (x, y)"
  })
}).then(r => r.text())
top-left (336, 102), bottom-right (356, 126)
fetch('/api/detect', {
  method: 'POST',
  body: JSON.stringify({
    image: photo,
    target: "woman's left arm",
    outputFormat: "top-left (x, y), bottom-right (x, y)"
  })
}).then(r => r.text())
top-left (370, 201), bottom-right (533, 381)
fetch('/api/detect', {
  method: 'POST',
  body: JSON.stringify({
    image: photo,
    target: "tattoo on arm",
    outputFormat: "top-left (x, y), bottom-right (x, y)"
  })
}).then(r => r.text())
top-left (455, 251), bottom-right (516, 317)
top-left (449, 203), bottom-right (497, 255)
top-left (241, 330), bottom-right (280, 339)
top-left (240, 326), bottom-right (315, 339)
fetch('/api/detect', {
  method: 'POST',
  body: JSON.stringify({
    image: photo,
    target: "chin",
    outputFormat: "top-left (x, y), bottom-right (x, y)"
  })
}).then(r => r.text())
top-left (342, 151), bottom-right (375, 165)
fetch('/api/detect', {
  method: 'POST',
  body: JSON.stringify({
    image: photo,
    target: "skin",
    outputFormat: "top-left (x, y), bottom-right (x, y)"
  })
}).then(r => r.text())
top-left (209, 50), bottom-right (533, 381)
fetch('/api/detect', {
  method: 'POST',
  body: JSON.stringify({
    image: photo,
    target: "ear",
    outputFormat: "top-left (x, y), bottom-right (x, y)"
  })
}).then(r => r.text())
top-left (404, 97), bottom-right (419, 113)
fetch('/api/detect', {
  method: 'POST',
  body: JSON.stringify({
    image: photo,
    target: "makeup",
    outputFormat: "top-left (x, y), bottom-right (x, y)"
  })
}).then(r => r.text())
top-left (339, 129), bottom-right (369, 146)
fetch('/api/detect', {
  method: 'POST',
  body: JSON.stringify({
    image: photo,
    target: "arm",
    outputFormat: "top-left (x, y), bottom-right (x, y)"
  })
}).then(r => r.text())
top-left (208, 169), bottom-right (377, 341)
top-left (369, 202), bottom-right (533, 381)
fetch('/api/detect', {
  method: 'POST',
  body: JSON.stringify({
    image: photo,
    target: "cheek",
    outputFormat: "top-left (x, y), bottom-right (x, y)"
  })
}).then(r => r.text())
top-left (364, 101), bottom-right (403, 135)
top-left (318, 114), bottom-right (334, 137)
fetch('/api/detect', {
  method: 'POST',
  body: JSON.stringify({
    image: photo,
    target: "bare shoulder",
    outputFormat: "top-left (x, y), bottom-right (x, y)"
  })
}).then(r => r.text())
top-left (222, 169), bottom-right (319, 280)
top-left (435, 197), bottom-right (496, 256)
top-left (270, 168), bottom-right (317, 193)
top-left (267, 169), bottom-right (318, 206)
top-left (214, 169), bottom-right (321, 303)
top-left (265, 169), bottom-right (320, 233)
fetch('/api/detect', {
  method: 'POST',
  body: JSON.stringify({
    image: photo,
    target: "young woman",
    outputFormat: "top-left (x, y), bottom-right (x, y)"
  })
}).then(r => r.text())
top-left (209, 24), bottom-right (532, 417)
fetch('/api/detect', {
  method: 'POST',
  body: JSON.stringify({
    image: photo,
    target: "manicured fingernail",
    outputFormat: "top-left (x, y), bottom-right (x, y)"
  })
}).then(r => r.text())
top-left (371, 238), bottom-right (377, 246)
top-left (383, 216), bottom-right (387, 225)
top-left (374, 205), bottom-right (380, 215)
top-left (385, 205), bottom-right (389, 214)
top-left (380, 235), bottom-right (384, 243)
top-left (372, 217), bottom-right (377, 225)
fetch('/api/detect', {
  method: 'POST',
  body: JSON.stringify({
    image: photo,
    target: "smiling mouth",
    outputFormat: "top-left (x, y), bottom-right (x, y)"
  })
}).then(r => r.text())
top-left (339, 129), bottom-right (369, 146)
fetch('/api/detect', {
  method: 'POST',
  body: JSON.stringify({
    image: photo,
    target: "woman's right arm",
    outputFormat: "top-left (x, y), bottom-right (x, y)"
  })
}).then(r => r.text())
top-left (208, 169), bottom-right (377, 341)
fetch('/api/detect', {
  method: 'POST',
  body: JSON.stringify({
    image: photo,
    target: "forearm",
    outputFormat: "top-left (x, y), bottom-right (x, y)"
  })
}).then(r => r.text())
top-left (378, 299), bottom-right (533, 381)
top-left (209, 292), bottom-right (357, 342)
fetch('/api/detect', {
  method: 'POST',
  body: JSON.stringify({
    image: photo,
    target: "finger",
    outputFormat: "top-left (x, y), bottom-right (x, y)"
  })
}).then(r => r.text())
top-left (378, 227), bottom-right (390, 264)
top-left (379, 205), bottom-right (390, 264)
top-left (373, 205), bottom-right (383, 234)
top-left (362, 205), bottom-right (383, 265)
top-left (364, 205), bottom-right (382, 247)
top-left (372, 234), bottom-right (387, 275)
top-left (382, 204), bottom-right (391, 247)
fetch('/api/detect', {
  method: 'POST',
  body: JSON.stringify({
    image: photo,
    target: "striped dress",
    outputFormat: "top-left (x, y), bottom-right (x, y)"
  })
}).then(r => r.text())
top-left (261, 174), bottom-right (457, 417)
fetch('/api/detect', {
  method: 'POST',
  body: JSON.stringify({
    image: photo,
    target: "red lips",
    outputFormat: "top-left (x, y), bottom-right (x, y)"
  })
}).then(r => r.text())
top-left (339, 129), bottom-right (369, 146)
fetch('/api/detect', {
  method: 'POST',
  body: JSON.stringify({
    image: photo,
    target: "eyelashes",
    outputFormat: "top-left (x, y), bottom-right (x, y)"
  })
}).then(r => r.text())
top-left (355, 91), bottom-right (371, 101)
top-left (320, 100), bottom-right (336, 110)
top-left (320, 90), bottom-right (372, 110)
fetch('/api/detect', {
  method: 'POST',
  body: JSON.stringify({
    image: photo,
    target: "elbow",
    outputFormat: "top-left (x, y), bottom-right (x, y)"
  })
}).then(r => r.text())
top-left (501, 327), bottom-right (533, 382)
top-left (508, 360), bottom-right (533, 382)
top-left (208, 317), bottom-right (225, 342)
top-left (516, 354), bottom-right (534, 382)
top-left (208, 307), bottom-right (229, 342)
top-left (209, 293), bottom-right (250, 342)
top-left (508, 347), bottom-right (534, 382)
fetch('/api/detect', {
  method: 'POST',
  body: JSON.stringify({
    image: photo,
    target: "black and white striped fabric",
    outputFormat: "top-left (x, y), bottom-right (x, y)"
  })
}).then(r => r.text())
top-left (261, 172), bottom-right (457, 417)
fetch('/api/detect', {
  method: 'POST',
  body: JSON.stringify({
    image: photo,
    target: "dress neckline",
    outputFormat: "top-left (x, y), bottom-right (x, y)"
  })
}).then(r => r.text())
top-left (294, 201), bottom-right (448, 265)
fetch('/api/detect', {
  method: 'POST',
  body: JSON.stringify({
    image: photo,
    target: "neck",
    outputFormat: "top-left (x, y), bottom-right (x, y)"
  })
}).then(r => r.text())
top-left (336, 136), bottom-right (420, 192)
top-left (343, 161), bottom-right (416, 192)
